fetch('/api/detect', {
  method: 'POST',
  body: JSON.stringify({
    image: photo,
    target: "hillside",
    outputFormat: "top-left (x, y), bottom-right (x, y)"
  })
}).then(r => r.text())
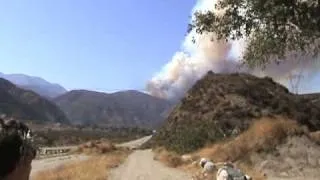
top-left (149, 71), bottom-right (320, 153)
top-left (0, 78), bottom-right (69, 123)
top-left (0, 72), bottom-right (67, 98)
top-left (53, 90), bottom-right (173, 128)
top-left (299, 93), bottom-right (320, 107)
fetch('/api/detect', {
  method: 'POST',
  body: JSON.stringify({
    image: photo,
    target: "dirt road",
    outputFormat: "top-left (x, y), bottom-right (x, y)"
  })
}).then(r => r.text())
top-left (108, 149), bottom-right (192, 180)
top-left (31, 136), bottom-right (192, 180)
top-left (30, 135), bottom-right (152, 178)
top-left (115, 135), bottom-right (152, 149)
top-left (110, 135), bottom-right (192, 180)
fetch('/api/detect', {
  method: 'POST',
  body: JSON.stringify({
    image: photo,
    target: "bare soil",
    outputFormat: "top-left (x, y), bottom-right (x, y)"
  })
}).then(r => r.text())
top-left (108, 149), bottom-right (192, 180)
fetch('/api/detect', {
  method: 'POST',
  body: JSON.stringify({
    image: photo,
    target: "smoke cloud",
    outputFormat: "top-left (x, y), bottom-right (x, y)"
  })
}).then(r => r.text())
top-left (146, 0), bottom-right (320, 100)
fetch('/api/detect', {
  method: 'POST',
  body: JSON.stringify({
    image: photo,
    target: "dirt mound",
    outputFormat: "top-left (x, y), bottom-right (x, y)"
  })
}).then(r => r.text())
top-left (150, 72), bottom-right (320, 153)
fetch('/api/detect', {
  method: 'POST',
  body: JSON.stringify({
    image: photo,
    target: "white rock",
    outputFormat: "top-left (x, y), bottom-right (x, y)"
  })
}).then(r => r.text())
top-left (199, 158), bottom-right (208, 166)
top-left (181, 154), bottom-right (193, 162)
top-left (217, 167), bottom-right (230, 180)
top-left (202, 161), bottom-right (216, 173)
top-left (216, 166), bottom-right (249, 180)
top-left (244, 174), bottom-right (252, 180)
top-left (199, 158), bottom-right (216, 174)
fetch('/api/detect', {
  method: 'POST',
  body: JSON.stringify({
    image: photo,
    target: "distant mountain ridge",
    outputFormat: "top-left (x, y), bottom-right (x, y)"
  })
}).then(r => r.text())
top-left (0, 78), bottom-right (69, 123)
top-left (0, 72), bottom-right (176, 128)
top-left (0, 72), bottom-right (67, 98)
top-left (53, 89), bottom-right (174, 128)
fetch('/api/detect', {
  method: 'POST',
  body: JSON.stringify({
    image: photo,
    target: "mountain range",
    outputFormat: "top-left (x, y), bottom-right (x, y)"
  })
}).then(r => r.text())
top-left (53, 90), bottom-right (173, 128)
top-left (0, 72), bottom-right (173, 128)
top-left (0, 72), bottom-right (67, 98)
top-left (0, 78), bottom-right (69, 123)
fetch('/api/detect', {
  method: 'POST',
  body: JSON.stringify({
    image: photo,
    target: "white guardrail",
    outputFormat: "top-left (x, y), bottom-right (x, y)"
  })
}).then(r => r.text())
top-left (36, 146), bottom-right (78, 159)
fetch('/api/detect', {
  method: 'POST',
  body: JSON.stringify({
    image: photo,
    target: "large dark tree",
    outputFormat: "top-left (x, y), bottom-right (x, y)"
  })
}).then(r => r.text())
top-left (189, 0), bottom-right (320, 68)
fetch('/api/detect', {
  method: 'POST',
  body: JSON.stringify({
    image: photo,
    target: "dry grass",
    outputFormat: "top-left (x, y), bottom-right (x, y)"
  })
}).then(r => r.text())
top-left (76, 140), bottom-right (117, 155)
top-left (196, 116), bottom-right (304, 163)
top-left (33, 149), bottom-right (130, 180)
top-left (153, 147), bottom-right (185, 168)
top-left (155, 116), bottom-right (311, 180)
top-left (191, 116), bottom-right (306, 180)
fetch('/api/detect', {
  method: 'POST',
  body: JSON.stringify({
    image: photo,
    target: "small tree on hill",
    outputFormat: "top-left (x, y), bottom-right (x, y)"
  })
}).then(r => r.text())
top-left (188, 0), bottom-right (320, 68)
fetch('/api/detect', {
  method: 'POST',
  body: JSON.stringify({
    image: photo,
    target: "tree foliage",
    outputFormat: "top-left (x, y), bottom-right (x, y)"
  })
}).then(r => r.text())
top-left (189, 0), bottom-right (320, 68)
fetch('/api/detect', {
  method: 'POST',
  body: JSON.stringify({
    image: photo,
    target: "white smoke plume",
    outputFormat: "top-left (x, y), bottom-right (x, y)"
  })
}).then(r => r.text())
top-left (146, 0), bottom-right (320, 100)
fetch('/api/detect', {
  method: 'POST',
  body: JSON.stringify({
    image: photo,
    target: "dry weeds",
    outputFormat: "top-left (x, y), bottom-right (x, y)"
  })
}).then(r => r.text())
top-left (33, 149), bottom-right (130, 180)
top-left (192, 116), bottom-right (304, 180)
top-left (198, 117), bottom-right (303, 162)
top-left (155, 116), bottom-right (314, 180)
top-left (153, 147), bottom-right (185, 168)
top-left (76, 139), bottom-right (117, 155)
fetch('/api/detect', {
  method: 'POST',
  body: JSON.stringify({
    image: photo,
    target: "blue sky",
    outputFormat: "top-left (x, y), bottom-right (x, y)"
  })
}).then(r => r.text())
top-left (0, 0), bottom-right (196, 91)
top-left (0, 0), bottom-right (319, 93)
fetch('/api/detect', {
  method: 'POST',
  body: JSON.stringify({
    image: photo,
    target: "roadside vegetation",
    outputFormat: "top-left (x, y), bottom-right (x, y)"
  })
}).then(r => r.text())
top-left (154, 116), bottom-right (320, 180)
top-left (33, 141), bottom-right (130, 180)
top-left (33, 125), bottom-right (152, 147)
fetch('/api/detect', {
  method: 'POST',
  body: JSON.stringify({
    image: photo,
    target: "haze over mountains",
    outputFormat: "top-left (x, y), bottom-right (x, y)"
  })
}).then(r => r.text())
top-left (0, 72), bottom-right (67, 98)
top-left (0, 77), bottom-right (69, 123)
top-left (53, 90), bottom-right (173, 128)
top-left (0, 72), bottom-right (173, 128)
